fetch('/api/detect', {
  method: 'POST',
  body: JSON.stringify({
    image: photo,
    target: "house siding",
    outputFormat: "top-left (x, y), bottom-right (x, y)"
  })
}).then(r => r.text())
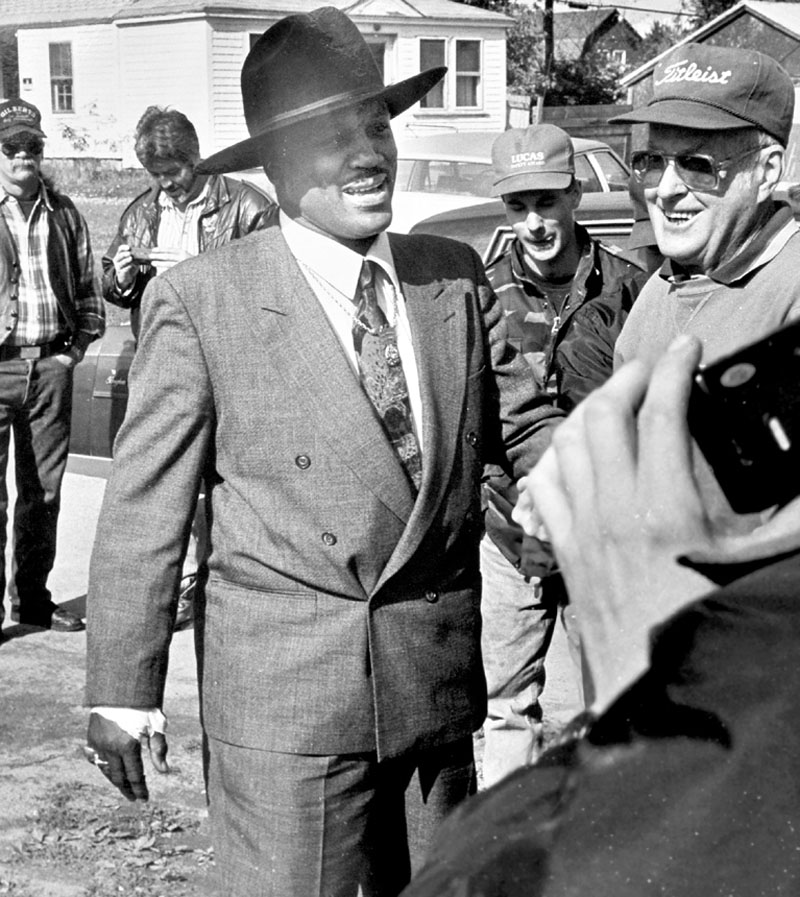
top-left (117, 19), bottom-right (212, 164)
top-left (14, 4), bottom-right (509, 162)
top-left (17, 24), bottom-right (121, 158)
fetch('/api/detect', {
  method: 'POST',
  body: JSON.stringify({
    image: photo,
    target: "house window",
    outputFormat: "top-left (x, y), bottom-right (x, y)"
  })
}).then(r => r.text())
top-left (49, 43), bottom-right (73, 113)
top-left (420, 39), bottom-right (445, 108)
top-left (419, 38), bottom-right (482, 111)
top-left (455, 40), bottom-right (480, 107)
top-left (366, 41), bottom-right (386, 80)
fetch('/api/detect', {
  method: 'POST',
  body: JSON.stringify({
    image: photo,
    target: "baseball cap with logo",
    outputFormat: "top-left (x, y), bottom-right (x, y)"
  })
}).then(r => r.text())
top-left (490, 124), bottom-right (575, 197)
top-left (611, 43), bottom-right (794, 145)
top-left (0, 99), bottom-right (46, 140)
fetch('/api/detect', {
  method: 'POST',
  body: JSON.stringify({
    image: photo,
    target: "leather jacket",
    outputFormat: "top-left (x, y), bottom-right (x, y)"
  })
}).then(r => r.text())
top-left (102, 174), bottom-right (278, 338)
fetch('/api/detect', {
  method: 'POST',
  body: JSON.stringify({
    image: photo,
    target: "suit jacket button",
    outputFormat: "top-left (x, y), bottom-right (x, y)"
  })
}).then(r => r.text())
top-left (424, 589), bottom-right (439, 603)
top-left (465, 431), bottom-right (478, 447)
top-left (295, 454), bottom-right (311, 469)
top-left (321, 532), bottom-right (337, 546)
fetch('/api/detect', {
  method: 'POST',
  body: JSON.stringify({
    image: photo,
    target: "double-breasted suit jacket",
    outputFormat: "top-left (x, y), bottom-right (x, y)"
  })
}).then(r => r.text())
top-left (86, 225), bottom-right (560, 760)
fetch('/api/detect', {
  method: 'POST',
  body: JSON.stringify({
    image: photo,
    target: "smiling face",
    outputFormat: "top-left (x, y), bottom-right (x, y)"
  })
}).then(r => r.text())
top-left (644, 124), bottom-right (780, 275)
top-left (502, 181), bottom-right (582, 280)
top-left (269, 99), bottom-right (396, 253)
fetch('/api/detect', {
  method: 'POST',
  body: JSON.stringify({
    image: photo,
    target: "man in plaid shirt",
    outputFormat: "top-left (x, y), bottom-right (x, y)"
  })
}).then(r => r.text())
top-left (0, 99), bottom-right (104, 637)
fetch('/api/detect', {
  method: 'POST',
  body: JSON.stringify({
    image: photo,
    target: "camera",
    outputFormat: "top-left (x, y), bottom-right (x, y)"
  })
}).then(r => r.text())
top-left (688, 319), bottom-right (800, 513)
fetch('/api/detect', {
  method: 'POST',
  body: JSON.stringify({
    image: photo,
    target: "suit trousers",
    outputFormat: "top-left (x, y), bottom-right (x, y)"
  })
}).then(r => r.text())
top-left (0, 356), bottom-right (72, 623)
top-left (206, 735), bottom-right (476, 897)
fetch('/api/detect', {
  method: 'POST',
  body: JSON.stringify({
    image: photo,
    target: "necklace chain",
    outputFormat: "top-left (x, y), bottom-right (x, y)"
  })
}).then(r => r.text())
top-left (298, 260), bottom-right (399, 335)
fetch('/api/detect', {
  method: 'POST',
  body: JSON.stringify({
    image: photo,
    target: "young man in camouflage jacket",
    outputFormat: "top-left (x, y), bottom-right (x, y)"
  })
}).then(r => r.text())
top-left (480, 124), bottom-right (647, 786)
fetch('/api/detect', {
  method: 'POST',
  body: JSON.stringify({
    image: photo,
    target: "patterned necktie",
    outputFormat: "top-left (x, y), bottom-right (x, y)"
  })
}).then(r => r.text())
top-left (352, 261), bottom-right (422, 493)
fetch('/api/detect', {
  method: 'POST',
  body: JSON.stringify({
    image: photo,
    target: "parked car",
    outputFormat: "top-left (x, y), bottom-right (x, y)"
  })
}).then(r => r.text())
top-left (392, 129), bottom-right (635, 261)
top-left (68, 322), bottom-right (133, 476)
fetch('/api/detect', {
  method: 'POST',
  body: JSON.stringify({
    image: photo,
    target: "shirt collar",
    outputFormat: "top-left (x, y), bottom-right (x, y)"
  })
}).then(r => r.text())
top-left (659, 202), bottom-right (798, 286)
top-left (280, 210), bottom-right (399, 300)
top-left (0, 179), bottom-right (48, 210)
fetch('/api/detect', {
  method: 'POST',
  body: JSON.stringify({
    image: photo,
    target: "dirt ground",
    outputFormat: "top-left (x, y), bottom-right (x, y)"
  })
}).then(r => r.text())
top-left (0, 469), bottom-right (581, 897)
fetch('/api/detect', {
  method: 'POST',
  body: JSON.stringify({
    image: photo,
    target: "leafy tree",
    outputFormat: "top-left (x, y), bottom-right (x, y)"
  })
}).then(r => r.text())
top-left (532, 54), bottom-right (626, 105)
top-left (634, 20), bottom-right (690, 64)
top-left (504, 2), bottom-right (623, 104)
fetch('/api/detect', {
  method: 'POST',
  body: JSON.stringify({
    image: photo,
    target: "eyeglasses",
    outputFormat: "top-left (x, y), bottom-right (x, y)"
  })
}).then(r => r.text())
top-left (1, 137), bottom-right (44, 158)
top-left (630, 147), bottom-right (761, 191)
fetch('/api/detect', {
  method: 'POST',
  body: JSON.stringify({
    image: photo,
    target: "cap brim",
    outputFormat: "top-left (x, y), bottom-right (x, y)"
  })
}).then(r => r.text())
top-left (198, 66), bottom-right (447, 174)
top-left (610, 99), bottom-right (751, 132)
top-left (490, 171), bottom-right (573, 197)
top-left (0, 125), bottom-right (47, 139)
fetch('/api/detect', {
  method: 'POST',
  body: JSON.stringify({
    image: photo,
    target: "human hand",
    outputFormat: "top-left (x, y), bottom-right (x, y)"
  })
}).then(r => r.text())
top-left (147, 246), bottom-right (194, 273)
top-left (86, 711), bottom-right (169, 802)
top-left (112, 243), bottom-right (139, 289)
top-left (513, 335), bottom-right (721, 711)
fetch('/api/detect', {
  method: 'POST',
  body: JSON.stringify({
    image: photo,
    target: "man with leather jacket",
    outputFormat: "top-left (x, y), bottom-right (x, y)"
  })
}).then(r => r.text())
top-left (102, 106), bottom-right (277, 628)
top-left (102, 105), bottom-right (277, 340)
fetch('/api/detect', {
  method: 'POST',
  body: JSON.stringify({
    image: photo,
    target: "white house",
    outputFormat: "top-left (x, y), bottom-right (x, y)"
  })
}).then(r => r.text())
top-left (1, 0), bottom-right (511, 164)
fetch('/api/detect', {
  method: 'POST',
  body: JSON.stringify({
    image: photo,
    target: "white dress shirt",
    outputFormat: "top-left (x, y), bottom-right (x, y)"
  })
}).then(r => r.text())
top-left (280, 211), bottom-right (424, 451)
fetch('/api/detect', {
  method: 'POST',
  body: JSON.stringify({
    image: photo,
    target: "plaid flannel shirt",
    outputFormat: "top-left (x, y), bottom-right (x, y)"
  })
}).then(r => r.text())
top-left (0, 183), bottom-right (104, 347)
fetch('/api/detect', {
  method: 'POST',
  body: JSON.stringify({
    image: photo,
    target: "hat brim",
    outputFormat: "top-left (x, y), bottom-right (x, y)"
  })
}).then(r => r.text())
top-left (197, 66), bottom-right (447, 175)
top-left (610, 99), bottom-right (754, 133)
top-left (490, 171), bottom-right (573, 197)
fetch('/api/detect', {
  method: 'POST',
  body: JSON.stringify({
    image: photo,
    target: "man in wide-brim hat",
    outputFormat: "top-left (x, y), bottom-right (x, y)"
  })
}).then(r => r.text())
top-left (84, 7), bottom-right (562, 895)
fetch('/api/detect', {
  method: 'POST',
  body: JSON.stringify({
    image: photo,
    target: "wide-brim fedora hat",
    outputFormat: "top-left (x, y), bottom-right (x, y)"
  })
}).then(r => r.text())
top-left (198, 6), bottom-right (446, 174)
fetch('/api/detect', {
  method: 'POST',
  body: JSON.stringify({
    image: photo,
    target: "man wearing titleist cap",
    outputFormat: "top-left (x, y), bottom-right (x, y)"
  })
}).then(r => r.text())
top-left (611, 43), bottom-right (800, 535)
top-left (0, 99), bottom-right (104, 639)
top-left (83, 7), bottom-right (561, 895)
top-left (479, 123), bottom-right (646, 785)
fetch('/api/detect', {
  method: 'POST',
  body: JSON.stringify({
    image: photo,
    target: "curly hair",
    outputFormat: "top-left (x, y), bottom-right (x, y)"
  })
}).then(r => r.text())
top-left (133, 106), bottom-right (200, 169)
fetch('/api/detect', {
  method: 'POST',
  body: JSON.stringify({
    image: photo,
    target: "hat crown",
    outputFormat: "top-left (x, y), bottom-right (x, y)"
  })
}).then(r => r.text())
top-left (651, 43), bottom-right (793, 144)
top-left (242, 7), bottom-right (385, 137)
top-left (196, 5), bottom-right (446, 174)
top-left (0, 99), bottom-right (45, 138)
top-left (490, 124), bottom-right (575, 196)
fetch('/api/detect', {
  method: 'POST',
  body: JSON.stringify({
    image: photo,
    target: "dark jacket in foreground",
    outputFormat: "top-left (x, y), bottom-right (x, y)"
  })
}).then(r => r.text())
top-left (403, 551), bottom-right (800, 896)
top-left (482, 229), bottom-right (646, 576)
top-left (86, 227), bottom-right (561, 760)
top-left (101, 174), bottom-right (277, 338)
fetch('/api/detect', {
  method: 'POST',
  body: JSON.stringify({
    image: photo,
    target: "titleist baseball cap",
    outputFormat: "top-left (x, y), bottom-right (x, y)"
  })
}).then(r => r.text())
top-left (611, 43), bottom-right (794, 145)
top-left (490, 124), bottom-right (575, 196)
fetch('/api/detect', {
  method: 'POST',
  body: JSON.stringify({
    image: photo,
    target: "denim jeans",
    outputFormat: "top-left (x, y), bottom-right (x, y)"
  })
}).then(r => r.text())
top-left (480, 534), bottom-right (585, 786)
top-left (0, 356), bottom-right (73, 622)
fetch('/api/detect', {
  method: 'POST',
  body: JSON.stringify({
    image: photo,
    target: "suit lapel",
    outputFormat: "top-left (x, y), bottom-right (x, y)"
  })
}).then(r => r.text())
top-left (374, 236), bottom-right (468, 590)
top-left (251, 232), bottom-right (417, 524)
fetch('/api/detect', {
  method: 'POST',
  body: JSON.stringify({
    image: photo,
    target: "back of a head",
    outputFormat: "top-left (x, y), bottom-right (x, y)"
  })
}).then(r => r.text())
top-left (134, 106), bottom-right (200, 169)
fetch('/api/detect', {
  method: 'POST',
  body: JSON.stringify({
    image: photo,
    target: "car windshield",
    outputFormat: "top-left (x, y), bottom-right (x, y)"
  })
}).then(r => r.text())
top-left (396, 159), bottom-right (495, 197)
